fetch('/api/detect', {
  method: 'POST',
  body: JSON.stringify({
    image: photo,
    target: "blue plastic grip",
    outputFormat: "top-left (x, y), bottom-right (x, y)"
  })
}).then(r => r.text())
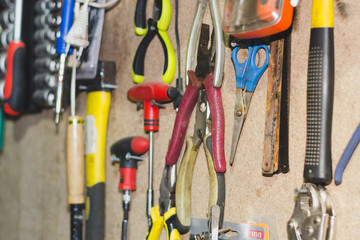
top-left (56, 0), bottom-right (74, 55)
top-left (334, 124), bottom-right (360, 185)
top-left (231, 44), bottom-right (269, 92)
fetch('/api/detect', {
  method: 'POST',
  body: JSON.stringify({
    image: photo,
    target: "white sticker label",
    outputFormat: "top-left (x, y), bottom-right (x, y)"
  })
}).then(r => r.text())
top-left (85, 115), bottom-right (97, 155)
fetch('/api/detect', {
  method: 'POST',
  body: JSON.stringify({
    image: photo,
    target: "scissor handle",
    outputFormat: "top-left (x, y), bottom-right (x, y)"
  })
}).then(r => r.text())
top-left (231, 44), bottom-right (269, 92)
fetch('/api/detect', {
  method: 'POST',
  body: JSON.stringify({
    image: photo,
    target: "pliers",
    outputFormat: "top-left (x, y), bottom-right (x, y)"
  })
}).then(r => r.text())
top-left (132, 0), bottom-right (176, 84)
top-left (146, 164), bottom-right (181, 240)
top-left (185, 0), bottom-right (225, 88)
top-left (165, 24), bottom-right (226, 233)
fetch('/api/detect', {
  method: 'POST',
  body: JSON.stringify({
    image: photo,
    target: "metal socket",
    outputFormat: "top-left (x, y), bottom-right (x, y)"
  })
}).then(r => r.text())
top-left (34, 14), bottom-right (61, 28)
top-left (34, 57), bottom-right (59, 72)
top-left (34, 28), bottom-right (57, 42)
top-left (34, 73), bottom-right (57, 88)
top-left (32, 89), bottom-right (55, 107)
top-left (34, 41), bottom-right (56, 56)
top-left (35, 0), bottom-right (62, 14)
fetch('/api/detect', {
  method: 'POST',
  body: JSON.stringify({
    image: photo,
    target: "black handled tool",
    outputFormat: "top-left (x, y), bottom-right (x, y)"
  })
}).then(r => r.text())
top-left (303, 0), bottom-right (334, 185)
top-left (111, 136), bottom-right (149, 240)
top-left (134, 0), bottom-right (147, 35)
top-left (287, 1), bottom-right (335, 239)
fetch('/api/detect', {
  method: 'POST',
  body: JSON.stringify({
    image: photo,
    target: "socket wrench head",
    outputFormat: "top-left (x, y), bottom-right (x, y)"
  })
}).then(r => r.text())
top-left (34, 14), bottom-right (61, 28)
top-left (0, 9), bottom-right (14, 28)
top-left (34, 28), bottom-right (57, 42)
top-left (32, 89), bottom-right (55, 107)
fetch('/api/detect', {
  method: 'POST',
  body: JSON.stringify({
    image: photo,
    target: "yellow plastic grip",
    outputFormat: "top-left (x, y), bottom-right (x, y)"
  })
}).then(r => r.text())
top-left (132, 70), bottom-right (145, 84)
top-left (67, 116), bottom-right (85, 204)
top-left (176, 137), bottom-right (199, 228)
top-left (146, 206), bottom-right (164, 240)
top-left (157, 0), bottom-right (171, 31)
top-left (135, 25), bottom-right (148, 36)
top-left (85, 91), bottom-right (111, 187)
top-left (164, 207), bottom-right (181, 240)
top-left (158, 30), bottom-right (176, 84)
top-left (311, 0), bottom-right (334, 28)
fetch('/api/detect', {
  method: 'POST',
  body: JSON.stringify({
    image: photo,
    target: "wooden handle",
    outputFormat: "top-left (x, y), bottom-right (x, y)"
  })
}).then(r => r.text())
top-left (67, 116), bottom-right (85, 204)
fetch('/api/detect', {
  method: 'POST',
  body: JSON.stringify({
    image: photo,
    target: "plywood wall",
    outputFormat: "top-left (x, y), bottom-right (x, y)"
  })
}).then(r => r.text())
top-left (0, 0), bottom-right (359, 239)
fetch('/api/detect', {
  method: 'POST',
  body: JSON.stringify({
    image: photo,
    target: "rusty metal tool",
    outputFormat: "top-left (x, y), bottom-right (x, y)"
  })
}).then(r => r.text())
top-left (262, 32), bottom-right (291, 176)
top-left (185, 0), bottom-right (224, 88)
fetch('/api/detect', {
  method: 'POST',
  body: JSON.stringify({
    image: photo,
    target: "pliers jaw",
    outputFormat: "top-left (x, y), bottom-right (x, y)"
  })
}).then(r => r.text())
top-left (159, 164), bottom-right (177, 216)
top-left (195, 24), bottom-right (216, 79)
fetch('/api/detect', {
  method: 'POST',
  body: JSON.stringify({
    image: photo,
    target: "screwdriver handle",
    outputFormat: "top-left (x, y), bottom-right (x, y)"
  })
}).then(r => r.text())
top-left (56, 0), bottom-right (74, 55)
top-left (304, 0), bottom-right (334, 185)
top-left (134, 0), bottom-right (147, 36)
top-left (67, 116), bottom-right (85, 204)
top-left (3, 41), bottom-right (26, 116)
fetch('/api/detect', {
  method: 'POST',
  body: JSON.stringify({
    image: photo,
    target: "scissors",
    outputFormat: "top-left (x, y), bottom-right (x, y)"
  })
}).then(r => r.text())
top-left (229, 41), bottom-right (269, 166)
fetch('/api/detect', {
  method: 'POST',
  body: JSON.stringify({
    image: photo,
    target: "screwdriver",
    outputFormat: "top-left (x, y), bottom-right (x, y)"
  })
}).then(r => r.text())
top-left (55, 0), bottom-right (74, 124)
top-left (111, 136), bottom-right (149, 240)
top-left (127, 82), bottom-right (178, 231)
top-left (3, 0), bottom-right (25, 116)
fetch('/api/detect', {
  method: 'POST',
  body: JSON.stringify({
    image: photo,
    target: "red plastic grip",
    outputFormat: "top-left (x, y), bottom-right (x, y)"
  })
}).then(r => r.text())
top-left (4, 41), bottom-right (26, 116)
top-left (131, 136), bottom-right (149, 155)
top-left (144, 100), bottom-right (159, 131)
top-left (165, 71), bottom-right (204, 166)
top-left (119, 168), bottom-right (137, 191)
top-left (128, 82), bottom-right (171, 132)
top-left (204, 73), bottom-right (226, 173)
top-left (127, 82), bottom-right (171, 102)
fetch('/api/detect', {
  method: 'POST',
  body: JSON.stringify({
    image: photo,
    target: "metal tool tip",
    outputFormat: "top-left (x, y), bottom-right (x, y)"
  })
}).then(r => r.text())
top-left (54, 114), bottom-right (60, 125)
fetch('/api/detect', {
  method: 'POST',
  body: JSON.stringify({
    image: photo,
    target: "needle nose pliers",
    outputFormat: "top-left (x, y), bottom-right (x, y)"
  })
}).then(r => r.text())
top-left (132, 0), bottom-right (176, 84)
top-left (165, 24), bottom-right (226, 234)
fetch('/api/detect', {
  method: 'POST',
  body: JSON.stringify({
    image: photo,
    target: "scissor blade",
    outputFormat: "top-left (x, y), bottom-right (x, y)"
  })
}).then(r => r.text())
top-left (229, 89), bottom-right (246, 166)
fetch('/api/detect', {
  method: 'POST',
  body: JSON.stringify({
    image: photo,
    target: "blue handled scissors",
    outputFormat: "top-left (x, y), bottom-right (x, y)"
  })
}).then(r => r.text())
top-left (229, 41), bottom-right (269, 166)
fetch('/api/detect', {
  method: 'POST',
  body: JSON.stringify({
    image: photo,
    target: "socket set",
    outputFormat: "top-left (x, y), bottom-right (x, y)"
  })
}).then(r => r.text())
top-left (31, 0), bottom-right (61, 108)
top-left (0, 0), bottom-right (107, 115)
top-left (0, 0), bottom-right (14, 90)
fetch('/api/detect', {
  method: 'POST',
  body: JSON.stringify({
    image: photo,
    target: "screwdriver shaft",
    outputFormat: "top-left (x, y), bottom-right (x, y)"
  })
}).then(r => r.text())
top-left (55, 53), bottom-right (66, 124)
top-left (146, 131), bottom-right (154, 220)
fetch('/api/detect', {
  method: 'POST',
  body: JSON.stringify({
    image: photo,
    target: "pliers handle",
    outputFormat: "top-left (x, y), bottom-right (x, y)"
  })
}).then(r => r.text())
top-left (145, 206), bottom-right (181, 240)
top-left (132, 0), bottom-right (176, 84)
top-left (134, 0), bottom-right (172, 36)
top-left (185, 0), bottom-right (224, 88)
top-left (166, 71), bottom-right (226, 173)
top-left (175, 134), bottom-right (225, 234)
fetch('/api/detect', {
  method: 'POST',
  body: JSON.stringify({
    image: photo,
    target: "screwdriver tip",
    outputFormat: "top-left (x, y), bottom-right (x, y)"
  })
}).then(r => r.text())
top-left (54, 113), bottom-right (60, 125)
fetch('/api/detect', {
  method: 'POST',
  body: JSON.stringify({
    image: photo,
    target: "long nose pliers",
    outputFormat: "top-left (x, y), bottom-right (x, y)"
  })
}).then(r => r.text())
top-left (165, 24), bottom-right (226, 234)
top-left (132, 0), bottom-right (176, 84)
